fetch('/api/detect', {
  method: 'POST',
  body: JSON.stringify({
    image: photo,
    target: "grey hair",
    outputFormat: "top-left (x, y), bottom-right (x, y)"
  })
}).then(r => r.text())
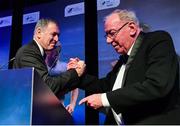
top-left (33, 18), bottom-right (58, 35)
top-left (105, 9), bottom-right (139, 25)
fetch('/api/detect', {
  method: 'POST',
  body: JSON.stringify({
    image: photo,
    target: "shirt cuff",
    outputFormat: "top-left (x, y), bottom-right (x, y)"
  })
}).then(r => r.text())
top-left (101, 93), bottom-right (110, 107)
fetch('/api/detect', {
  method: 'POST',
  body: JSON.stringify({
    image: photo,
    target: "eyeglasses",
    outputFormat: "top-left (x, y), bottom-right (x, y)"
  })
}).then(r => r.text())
top-left (104, 22), bottom-right (129, 40)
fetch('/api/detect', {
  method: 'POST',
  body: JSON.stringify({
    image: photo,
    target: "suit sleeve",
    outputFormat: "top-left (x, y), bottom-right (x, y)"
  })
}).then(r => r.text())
top-left (77, 70), bottom-right (116, 94)
top-left (14, 48), bottom-right (79, 95)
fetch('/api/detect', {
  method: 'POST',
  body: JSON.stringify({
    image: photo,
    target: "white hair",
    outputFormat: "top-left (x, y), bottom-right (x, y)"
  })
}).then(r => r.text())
top-left (105, 9), bottom-right (139, 25)
top-left (33, 18), bottom-right (58, 37)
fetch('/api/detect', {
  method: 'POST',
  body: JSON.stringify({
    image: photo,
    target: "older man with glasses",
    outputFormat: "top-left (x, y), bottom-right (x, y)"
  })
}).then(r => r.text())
top-left (69, 9), bottom-right (180, 125)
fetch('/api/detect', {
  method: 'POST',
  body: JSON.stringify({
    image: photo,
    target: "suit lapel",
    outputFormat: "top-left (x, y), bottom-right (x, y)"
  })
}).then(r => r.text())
top-left (121, 32), bottom-right (144, 87)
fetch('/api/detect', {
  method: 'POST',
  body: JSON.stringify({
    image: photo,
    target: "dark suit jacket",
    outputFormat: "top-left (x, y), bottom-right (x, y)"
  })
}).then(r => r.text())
top-left (76, 31), bottom-right (180, 124)
top-left (13, 40), bottom-right (79, 96)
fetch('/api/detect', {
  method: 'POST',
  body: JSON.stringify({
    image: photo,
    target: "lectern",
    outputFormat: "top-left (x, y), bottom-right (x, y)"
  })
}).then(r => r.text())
top-left (0, 68), bottom-right (73, 125)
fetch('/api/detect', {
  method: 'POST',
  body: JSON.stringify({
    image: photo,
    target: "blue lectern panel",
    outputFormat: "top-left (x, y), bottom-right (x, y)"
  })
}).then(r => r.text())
top-left (0, 68), bottom-right (33, 125)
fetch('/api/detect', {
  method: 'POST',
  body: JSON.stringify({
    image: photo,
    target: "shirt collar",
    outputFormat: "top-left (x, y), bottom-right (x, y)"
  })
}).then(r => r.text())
top-left (33, 39), bottom-right (44, 57)
top-left (127, 42), bottom-right (135, 56)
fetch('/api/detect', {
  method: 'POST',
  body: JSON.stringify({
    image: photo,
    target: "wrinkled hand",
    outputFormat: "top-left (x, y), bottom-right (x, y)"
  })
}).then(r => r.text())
top-left (75, 60), bottom-right (86, 77)
top-left (67, 58), bottom-right (86, 77)
top-left (79, 94), bottom-right (102, 110)
top-left (66, 103), bottom-right (75, 114)
top-left (67, 58), bottom-right (79, 70)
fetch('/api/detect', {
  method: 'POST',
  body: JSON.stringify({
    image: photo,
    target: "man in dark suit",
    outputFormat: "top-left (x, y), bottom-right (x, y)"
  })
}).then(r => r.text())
top-left (69, 9), bottom-right (180, 124)
top-left (13, 18), bottom-right (85, 96)
top-left (13, 18), bottom-right (86, 125)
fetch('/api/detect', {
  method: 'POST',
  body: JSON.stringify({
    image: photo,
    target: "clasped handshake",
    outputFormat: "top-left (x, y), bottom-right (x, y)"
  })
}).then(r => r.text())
top-left (67, 58), bottom-right (86, 77)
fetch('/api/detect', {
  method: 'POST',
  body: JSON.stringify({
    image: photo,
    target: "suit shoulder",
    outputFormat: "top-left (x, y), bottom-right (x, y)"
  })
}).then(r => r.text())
top-left (145, 30), bottom-right (172, 40)
top-left (15, 41), bottom-right (37, 56)
top-left (143, 30), bottom-right (173, 46)
top-left (142, 30), bottom-right (175, 52)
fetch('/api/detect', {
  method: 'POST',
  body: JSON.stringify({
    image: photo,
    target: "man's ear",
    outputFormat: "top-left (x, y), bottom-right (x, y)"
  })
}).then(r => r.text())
top-left (35, 27), bottom-right (42, 39)
top-left (128, 22), bottom-right (137, 36)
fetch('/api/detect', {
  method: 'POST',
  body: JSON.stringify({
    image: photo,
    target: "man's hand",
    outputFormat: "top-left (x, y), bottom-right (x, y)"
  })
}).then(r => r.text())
top-left (66, 103), bottom-right (75, 114)
top-left (67, 58), bottom-right (79, 70)
top-left (79, 94), bottom-right (103, 109)
top-left (75, 60), bottom-right (86, 77)
top-left (67, 58), bottom-right (86, 77)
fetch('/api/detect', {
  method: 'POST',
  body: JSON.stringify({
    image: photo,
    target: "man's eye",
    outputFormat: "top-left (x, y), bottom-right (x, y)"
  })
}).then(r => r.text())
top-left (51, 33), bottom-right (58, 37)
top-left (52, 33), bottom-right (56, 36)
top-left (109, 31), bottom-right (116, 36)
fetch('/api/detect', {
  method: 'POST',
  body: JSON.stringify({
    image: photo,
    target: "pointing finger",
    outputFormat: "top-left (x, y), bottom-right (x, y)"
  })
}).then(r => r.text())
top-left (79, 98), bottom-right (87, 105)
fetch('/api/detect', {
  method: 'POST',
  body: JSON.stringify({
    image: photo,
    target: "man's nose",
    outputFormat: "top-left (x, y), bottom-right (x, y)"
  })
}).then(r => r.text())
top-left (106, 37), bottom-right (113, 44)
top-left (54, 35), bottom-right (59, 41)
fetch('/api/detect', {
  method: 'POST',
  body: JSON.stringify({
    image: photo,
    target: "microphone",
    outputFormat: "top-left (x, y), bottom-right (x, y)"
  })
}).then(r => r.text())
top-left (0, 57), bottom-right (15, 69)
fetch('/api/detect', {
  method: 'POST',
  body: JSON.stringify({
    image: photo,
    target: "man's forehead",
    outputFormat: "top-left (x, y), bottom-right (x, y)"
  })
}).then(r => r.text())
top-left (106, 14), bottom-right (120, 23)
top-left (105, 16), bottom-right (122, 28)
top-left (105, 17), bottom-right (122, 30)
top-left (46, 23), bottom-right (60, 34)
top-left (46, 22), bottom-right (59, 29)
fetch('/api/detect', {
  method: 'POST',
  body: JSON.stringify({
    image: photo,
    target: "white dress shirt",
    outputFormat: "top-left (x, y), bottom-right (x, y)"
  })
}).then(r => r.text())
top-left (101, 43), bottom-right (135, 125)
top-left (34, 39), bottom-right (44, 57)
